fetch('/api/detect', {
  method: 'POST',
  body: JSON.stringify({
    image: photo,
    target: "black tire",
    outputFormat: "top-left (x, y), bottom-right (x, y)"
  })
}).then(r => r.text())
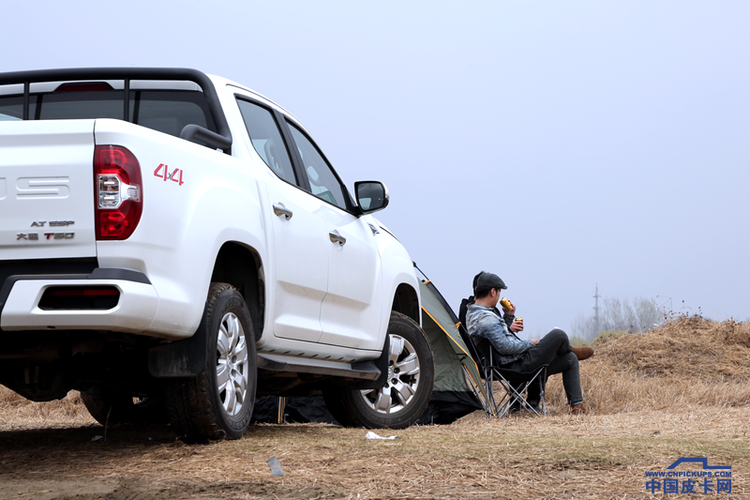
top-left (81, 385), bottom-right (168, 426)
top-left (324, 312), bottom-right (434, 429)
top-left (164, 283), bottom-right (257, 441)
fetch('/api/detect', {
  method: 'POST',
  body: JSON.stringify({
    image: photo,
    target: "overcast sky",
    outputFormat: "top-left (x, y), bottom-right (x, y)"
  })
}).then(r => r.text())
top-left (4, 1), bottom-right (748, 338)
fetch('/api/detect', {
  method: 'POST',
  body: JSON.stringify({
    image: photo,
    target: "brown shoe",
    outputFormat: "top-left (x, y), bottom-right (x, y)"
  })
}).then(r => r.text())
top-left (570, 403), bottom-right (588, 415)
top-left (571, 346), bottom-right (594, 361)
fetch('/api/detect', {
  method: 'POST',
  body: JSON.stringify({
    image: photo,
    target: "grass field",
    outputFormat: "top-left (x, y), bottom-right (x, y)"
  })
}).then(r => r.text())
top-left (0, 317), bottom-right (748, 499)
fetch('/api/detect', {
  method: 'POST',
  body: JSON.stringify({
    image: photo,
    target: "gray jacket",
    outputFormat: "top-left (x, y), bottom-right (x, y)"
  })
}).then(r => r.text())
top-left (466, 303), bottom-right (532, 365)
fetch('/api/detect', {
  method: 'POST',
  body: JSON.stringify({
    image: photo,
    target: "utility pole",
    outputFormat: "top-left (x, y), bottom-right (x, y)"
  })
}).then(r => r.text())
top-left (593, 284), bottom-right (601, 335)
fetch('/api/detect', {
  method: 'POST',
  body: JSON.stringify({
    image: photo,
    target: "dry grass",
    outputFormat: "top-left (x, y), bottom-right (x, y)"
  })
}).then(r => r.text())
top-left (0, 387), bottom-right (94, 431)
top-left (544, 317), bottom-right (750, 414)
top-left (0, 317), bottom-right (748, 500)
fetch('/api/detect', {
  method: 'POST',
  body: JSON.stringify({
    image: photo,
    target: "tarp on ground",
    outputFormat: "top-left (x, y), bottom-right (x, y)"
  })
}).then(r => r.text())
top-left (253, 277), bottom-right (487, 425)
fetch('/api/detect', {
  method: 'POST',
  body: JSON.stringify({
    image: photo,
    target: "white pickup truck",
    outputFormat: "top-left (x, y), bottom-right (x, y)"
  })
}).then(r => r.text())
top-left (0, 68), bottom-right (433, 440)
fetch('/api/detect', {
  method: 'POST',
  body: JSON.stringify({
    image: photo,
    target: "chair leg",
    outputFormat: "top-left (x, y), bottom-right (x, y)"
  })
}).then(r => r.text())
top-left (494, 378), bottom-right (529, 417)
top-left (519, 368), bottom-right (546, 416)
top-left (539, 366), bottom-right (547, 416)
top-left (484, 373), bottom-right (498, 418)
top-left (494, 366), bottom-right (548, 417)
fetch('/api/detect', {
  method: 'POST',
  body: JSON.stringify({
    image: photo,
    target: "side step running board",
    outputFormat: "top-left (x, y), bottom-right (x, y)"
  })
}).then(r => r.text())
top-left (257, 354), bottom-right (381, 381)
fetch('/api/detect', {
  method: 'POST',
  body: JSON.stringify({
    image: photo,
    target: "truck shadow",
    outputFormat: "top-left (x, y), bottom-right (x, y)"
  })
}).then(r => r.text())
top-left (0, 424), bottom-right (324, 500)
top-left (0, 424), bottom-right (178, 473)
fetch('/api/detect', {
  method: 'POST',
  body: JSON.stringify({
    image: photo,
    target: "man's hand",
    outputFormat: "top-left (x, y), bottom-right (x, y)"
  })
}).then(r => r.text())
top-left (531, 339), bottom-right (538, 345)
top-left (510, 319), bottom-right (524, 333)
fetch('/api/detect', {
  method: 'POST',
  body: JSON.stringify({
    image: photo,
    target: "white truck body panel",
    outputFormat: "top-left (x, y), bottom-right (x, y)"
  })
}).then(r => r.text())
top-left (0, 120), bottom-right (97, 259)
top-left (93, 118), bottom-right (269, 339)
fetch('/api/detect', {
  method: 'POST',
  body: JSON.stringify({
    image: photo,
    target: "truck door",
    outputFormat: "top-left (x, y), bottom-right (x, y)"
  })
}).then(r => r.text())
top-left (286, 124), bottom-right (384, 351)
top-left (236, 99), bottom-right (327, 343)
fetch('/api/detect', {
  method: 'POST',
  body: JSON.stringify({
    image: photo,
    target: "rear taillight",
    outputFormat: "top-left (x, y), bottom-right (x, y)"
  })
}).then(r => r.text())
top-left (94, 145), bottom-right (142, 240)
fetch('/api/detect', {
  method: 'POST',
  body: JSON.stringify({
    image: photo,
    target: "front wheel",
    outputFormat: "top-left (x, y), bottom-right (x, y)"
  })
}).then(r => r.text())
top-left (324, 312), bottom-right (434, 429)
top-left (164, 283), bottom-right (257, 441)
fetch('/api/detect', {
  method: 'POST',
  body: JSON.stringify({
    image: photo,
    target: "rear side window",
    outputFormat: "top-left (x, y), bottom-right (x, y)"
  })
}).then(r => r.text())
top-left (0, 90), bottom-right (215, 138)
top-left (236, 99), bottom-right (297, 184)
top-left (0, 104), bottom-right (21, 121)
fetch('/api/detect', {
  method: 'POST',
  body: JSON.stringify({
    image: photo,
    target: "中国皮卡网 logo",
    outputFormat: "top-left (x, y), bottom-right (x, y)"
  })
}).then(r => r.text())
top-left (645, 458), bottom-right (732, 495)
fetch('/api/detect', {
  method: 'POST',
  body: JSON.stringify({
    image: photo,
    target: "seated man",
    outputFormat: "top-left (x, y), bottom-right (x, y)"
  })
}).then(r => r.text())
top-left (464, 271), bottom-right (593, 415)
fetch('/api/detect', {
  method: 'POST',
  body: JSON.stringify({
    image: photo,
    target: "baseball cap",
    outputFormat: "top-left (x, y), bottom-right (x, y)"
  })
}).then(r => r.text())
top-left (475, 272), bottom-right (507, 290)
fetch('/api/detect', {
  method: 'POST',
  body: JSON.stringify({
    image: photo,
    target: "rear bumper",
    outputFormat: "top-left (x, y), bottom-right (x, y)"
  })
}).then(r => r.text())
top-left (0, 268), bottom-right (159, 333)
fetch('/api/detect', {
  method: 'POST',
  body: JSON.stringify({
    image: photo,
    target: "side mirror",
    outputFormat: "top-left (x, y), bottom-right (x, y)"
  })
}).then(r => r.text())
top-left (355, 181), bottom-right (389, 214)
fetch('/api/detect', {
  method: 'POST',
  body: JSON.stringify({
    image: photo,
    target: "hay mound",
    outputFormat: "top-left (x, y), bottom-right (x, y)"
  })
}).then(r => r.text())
top-left (543, 318), bottom-right (750, 413)
top-left (593, 317), bottom-right (750, 382)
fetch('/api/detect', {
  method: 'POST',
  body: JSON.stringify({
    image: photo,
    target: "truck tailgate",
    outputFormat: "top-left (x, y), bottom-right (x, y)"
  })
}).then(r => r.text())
top-left (0, 120), bottom-right (97, 260)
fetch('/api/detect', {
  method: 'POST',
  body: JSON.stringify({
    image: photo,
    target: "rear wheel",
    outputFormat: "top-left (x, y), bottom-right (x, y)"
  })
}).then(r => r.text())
top-left (164, 283), bottom-right (257, 441)
top-left (324, 312), bottom-right (434, 429)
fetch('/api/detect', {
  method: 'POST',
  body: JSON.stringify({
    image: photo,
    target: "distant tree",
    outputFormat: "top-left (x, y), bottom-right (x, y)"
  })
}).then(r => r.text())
top-left (571, 296), bottom-right (663, 341)
top-left (568, 335), bottom-right (591, 347)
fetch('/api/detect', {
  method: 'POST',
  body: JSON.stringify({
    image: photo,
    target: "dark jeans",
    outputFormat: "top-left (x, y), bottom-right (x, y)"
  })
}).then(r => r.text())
top-left (501, 328), bottom-right (582, 405)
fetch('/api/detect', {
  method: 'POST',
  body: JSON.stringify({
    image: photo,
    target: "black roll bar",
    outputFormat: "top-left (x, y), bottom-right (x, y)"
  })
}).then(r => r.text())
top-left (0, 67), bottom-right (233, 154)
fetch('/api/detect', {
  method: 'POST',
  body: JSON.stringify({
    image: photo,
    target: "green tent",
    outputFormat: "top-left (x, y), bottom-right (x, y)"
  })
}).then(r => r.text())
top-left (416, 278), bottom-right (489, 424)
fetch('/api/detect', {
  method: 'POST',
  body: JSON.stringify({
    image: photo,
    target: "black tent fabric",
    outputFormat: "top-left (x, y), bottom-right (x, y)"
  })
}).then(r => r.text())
top-left (415, 390), bottom-right (482, 425)
top-left (253, 395), bottom-right (336, 424)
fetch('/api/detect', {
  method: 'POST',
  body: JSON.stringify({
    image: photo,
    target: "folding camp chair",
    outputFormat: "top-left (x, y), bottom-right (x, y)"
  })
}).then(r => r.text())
top-left (455, 296), bottom-right (548, 418)
top-left (470, 335), bottom-right (548, 418)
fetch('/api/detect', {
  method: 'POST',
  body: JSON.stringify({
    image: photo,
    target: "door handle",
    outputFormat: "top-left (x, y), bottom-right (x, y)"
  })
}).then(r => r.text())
top-left (273, 203), bottom-right (293, 220)
top-left (329, 230), bottom-right (346, 246)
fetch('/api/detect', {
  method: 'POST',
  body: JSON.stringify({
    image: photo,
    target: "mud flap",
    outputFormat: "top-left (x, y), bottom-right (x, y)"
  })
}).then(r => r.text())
top-left (147, 327), bottom-right (207, 378)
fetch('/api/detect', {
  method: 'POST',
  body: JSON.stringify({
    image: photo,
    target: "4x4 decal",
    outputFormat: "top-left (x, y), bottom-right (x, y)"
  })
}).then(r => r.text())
top-left (154, 163), bottom-right (184, 186)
